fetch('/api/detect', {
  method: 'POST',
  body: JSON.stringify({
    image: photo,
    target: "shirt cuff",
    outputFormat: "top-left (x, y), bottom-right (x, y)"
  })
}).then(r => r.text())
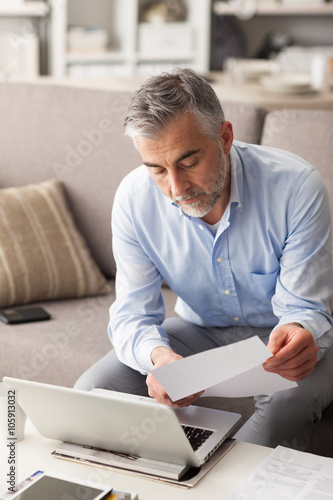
top-left (136, 338), bottom-right (171, 374)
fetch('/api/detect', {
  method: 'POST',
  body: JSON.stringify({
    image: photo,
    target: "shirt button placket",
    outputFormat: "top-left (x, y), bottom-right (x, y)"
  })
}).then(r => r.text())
top-left (213, 236), bottom-right (242, 322)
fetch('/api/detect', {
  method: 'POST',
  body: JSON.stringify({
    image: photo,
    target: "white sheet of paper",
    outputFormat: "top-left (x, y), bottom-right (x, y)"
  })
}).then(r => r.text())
top-left (203, 364), bottom-right (296, 397)
top-left (152, 336), bottom-right (296, 401)
top-left (224, 445), bottom-right (333, 499)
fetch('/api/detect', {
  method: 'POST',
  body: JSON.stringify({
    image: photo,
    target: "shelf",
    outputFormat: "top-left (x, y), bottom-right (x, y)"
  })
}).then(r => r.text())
top-left (48, 0), bottom-right (212, 78)
top-left (0, 2), bottom-right (49, 17)
top-left (66, 51), bottom-right (125, 64)
top-left (214, 2), bottom-right (333, 16)
top-left (137, 53), bottom-right (195, 63)
top-left (66, 51), bottom-right (195, 67)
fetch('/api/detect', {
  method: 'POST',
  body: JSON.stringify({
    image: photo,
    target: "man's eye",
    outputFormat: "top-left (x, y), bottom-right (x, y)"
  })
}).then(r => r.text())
top-left (154, 168), bottom-right (166, 176)
top-left (182, 159), bottom-right (198, 169)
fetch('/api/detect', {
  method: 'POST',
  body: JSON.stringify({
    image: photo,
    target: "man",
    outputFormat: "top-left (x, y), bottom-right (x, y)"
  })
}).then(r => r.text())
top-left (75, 68), bottom-right (333, 450)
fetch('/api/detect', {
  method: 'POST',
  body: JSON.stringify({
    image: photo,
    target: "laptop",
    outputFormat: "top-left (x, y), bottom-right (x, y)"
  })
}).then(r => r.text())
top-left (3, 377), bottom-right (241, 468)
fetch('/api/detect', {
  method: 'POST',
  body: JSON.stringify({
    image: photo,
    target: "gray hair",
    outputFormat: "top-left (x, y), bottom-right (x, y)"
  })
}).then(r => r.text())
top-left (124, 68), bottom-right (225, 142)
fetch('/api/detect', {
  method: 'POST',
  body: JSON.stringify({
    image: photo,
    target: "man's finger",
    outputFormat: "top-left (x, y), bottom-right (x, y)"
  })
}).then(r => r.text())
top-left (264, 358), bottom-right (316, 381)
top-left (264, 343), bottom-right (306, 368)
top-left (173, 390), bottom-right (205, 406)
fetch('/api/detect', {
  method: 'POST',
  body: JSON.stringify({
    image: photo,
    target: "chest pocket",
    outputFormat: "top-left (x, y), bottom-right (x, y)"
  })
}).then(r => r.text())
top-left (248, 269), bottom-right (279, 313)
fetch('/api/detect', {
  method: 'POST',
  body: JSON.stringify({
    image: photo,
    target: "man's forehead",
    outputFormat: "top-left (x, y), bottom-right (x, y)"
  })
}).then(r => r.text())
top-left (136, 113), bottom-right (202, 144)
top-left (135, 115), bottom-right (210, 161)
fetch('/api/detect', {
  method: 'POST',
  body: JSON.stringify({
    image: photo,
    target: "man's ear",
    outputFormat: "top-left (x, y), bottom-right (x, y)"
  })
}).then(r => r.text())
top-left (219, 121), bottom-right (233, 155)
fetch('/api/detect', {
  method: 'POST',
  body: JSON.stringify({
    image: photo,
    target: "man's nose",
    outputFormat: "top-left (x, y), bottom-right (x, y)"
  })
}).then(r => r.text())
top-left (169, 171), bottom-right (190, 197)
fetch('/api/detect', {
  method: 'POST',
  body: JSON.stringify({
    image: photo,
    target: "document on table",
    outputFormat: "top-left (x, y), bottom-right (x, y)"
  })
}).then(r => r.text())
top-left (225, 445), bottom-right (333, 499)
top-left (151, 336), bottom-right (296, 402)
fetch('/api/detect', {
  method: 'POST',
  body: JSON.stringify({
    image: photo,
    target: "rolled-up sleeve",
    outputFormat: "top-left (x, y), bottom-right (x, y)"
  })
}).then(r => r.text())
top-left (108, 185), bottom-right (171, 374)
top-left (272, 169), bottom-right (333, 359)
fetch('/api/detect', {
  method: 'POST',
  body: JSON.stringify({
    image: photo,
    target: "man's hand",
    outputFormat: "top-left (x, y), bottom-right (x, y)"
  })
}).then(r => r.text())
top-left (146, 346), bottom-right (204, 407)
top-left (263, 323), bottom-right (318, 381)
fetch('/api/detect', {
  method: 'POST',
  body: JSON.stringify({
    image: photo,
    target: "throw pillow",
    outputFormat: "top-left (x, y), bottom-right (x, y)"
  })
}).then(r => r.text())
top-left (0, 178), bottom-right (111, 307)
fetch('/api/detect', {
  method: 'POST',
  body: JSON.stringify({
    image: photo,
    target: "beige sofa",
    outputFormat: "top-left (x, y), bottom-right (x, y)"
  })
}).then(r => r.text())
top-left (0, 82), bottom-right (332, 457)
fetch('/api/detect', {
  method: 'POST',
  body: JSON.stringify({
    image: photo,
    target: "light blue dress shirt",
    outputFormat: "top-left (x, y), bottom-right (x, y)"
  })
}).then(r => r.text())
top-left (109, 141), bottom-right (333, 374)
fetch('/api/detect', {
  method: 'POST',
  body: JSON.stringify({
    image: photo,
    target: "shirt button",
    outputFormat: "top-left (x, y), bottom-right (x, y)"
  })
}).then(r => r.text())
top-left (224, 289), bottom-right (231, 296)
top-left (234, 317), bottom-right (240, 321)
top-left (199, 225), bottom-right (204, 230)
top-left (217, 257), bottom-right (223, 263)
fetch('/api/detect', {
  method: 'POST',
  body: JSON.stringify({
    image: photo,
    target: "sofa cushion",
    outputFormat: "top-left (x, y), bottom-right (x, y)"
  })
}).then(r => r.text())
top-left (0, 82), bottom-right (142, 279)
top-left (0, 179), bottom-right (111, 308)
top-left (260, 109), bottom-right (333, 236)
top-left (0, 294), bottom-right (114, 387)
top-left (0, 283), bottom-right (177, 387)
top-left (222, 101), bottom-right (267, 145)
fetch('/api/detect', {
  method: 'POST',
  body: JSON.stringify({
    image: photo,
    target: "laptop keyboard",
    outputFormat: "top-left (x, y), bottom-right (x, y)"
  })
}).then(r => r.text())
top-left (181, 425), bottom-right (213, 451)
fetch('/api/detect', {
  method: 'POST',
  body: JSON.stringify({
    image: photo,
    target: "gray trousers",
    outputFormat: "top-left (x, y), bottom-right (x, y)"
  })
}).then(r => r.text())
top-left (74, 318), bottom-right (333, 450)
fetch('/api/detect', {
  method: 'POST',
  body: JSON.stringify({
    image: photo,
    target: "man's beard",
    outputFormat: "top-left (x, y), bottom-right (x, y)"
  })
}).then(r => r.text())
top-left (172, 144), bottom-right (228, 219)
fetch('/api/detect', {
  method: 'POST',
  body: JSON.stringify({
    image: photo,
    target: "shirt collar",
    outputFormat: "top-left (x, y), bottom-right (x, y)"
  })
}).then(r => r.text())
top-left (229, 144), bottom-right (244, 213)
